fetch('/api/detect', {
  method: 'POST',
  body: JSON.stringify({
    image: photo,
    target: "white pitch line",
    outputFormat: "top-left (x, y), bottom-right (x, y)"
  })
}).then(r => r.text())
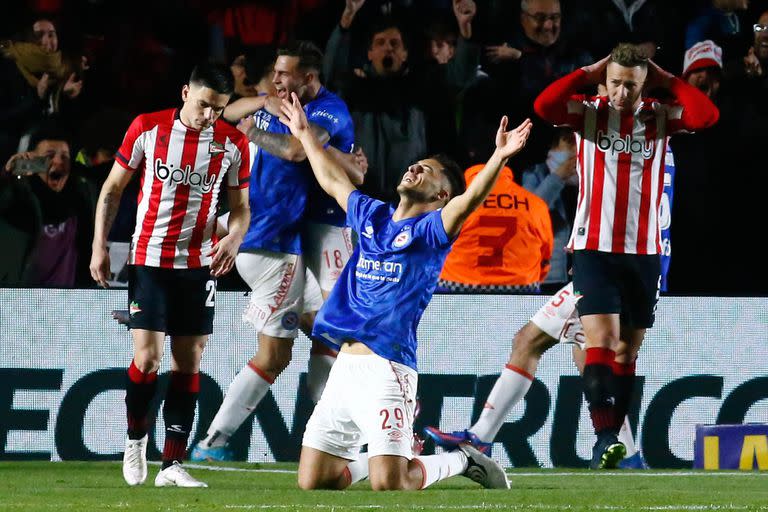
top-left (145, 462), bottom-right (768, 477)
top-left (221, 506), bottom-right (768, 511)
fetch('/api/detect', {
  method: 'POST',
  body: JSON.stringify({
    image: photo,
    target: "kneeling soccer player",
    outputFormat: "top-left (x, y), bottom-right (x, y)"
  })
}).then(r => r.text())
top-left (280, 92), bottom-right (531, 490)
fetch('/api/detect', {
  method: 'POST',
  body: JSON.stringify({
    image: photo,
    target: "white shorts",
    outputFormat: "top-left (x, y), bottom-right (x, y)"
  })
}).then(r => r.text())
top-left (303, 267), bottom-right (324, 314)
top-left (302, 351), bottom-right (417, 460)
top-left (529, 282), bottom-right (586, 348)
top-left (236, 250), bottom-right (304, 338)
top-left (303, 223), bottom-right (354, 292)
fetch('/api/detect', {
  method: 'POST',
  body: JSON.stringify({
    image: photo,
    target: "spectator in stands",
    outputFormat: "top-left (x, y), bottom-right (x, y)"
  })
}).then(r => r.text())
top-left (0, 17), bottom-right (84, 162)
top-left (681, 40), bottom-right (723, 99)
top-left (741, 9), bottom-right (768, 80)
top-left (466, 0), bottom-right (591, 170)
top-left (568, 0), bottom-right (665, 61)
top-left (685, 0), bottom-right (750, 54)
top-left (521, 128), bottom-right (576, 292)
top-left (438, 163), bottom-right (553, 293)
top-left (323, 1), bottom-right (479, 200)
top-left (1, 123), bottom-right (94, 287)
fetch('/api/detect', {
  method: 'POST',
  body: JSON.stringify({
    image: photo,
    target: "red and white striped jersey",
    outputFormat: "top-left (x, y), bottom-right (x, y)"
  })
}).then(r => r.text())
top-left (116, 109), bottom-right (251, 269)
top-left (564, 96), bottom-right (684, 254)
top-left (534, 70), bottom-right (719, 255)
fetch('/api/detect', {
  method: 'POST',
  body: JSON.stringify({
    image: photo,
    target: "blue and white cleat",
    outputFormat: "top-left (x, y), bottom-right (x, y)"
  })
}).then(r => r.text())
top-left (190, 442), bottom-right (234, 462)
top-left (618, 451), bottom-right (650, 469)
top-left (423, 426), bottom-right (492, 455)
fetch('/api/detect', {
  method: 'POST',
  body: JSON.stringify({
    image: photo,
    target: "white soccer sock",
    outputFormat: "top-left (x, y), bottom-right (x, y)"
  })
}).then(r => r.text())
top-left (618, 416), bottom-right (638, 456)
top-left (470, 365), bottom-right (533, 443)
top-left (414, 452), bottom-right (468, 489)
top-left (307, 353), bottom-right (336, 403)
top-left (202, 363), bottom-right (272, 447)
top-left (343, 453), bottom-right (369, 487)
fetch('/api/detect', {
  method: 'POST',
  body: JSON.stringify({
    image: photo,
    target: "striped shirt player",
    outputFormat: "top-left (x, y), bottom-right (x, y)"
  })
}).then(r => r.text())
top-left (116, 108), bottom-right (250, 269)
top-left (534, 47), bottom-right (718, 469)
top-left (90, 62), bottom-right (251, 489)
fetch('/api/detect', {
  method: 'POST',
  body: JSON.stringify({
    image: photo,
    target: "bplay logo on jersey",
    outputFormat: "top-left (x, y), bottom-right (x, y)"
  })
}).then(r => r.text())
top-left (154, 159), bottom-right (216, 192)
top-left (596, 131), bottom-right (654, 159)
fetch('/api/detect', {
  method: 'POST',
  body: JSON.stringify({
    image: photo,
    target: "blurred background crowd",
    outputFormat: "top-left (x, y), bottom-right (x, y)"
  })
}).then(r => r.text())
top-left (1, 0), bottom-right (767, 295)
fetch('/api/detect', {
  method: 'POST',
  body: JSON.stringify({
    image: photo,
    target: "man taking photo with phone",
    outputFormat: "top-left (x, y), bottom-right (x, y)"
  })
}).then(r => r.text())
top-left (1, 123), bottom-right (94, 286)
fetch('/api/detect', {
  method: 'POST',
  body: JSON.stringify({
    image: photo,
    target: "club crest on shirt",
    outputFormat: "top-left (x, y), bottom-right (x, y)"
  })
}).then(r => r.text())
top-left (393, 230), bottom-right (411, 248)
top-left (362, 225), bottom-right (374, 239)
top-left (208, 141), bottom-right (226, 155)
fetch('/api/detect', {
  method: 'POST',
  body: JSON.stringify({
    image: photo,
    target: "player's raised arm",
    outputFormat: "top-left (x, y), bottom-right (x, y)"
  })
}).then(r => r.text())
top-left (280, 92), bottom-right (356, 211)
top-left (440, 116), bottom-right (532, 238)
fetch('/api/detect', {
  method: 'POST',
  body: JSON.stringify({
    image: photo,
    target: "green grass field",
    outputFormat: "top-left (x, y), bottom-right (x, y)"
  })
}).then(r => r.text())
top-left (1, 462), bottom-right (767, 511)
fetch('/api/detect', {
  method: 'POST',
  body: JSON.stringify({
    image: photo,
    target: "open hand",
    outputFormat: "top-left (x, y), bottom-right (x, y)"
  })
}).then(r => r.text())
top-left (208, 234), bottom-right (240, 277)
top-left (495, 117), bottom-right (533, 160)
top-left (279, 92), bottom-right (310, 136)
top-left (486, 43), bottom-right (522, 63)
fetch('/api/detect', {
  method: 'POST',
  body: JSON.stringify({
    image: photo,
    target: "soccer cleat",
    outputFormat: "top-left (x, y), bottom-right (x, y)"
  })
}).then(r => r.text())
top-left (423, 426), bottom-right (492, 455)
top-left (618, 451), bottom-right (650, 469)
top-left (190, 442), bottom-right (234, 462)
top-left (590, 432), bottom-right (626, 470)
top-left (457, 443), bottom-right (510, 489)
top-left (122, 435), bottom-right (148, 486)
top-left (154, 461), bottom-right (208, 488)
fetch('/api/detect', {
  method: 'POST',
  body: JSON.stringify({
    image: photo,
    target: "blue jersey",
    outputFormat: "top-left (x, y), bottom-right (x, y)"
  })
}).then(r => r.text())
top-left (313, 191), bottom-right (454, 370)
top-left (305, 96), bottom-right (355, 227)
top-left (241, 87), bottom-right (354, 254)
top-left (659, 145), bottom-right (675, 292)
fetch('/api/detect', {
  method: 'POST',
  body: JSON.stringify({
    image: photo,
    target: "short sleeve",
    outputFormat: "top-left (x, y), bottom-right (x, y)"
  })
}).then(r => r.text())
top-left (115, 115), bottom-right (147, 171)
top-left (306, 99), bottom-right (352, 149)
top-left (346, 190), bottom-right (384, 234)
top-left (413, 210), bottom-right (452, 249)
top-left (226, 133), bottom-right (251, 190)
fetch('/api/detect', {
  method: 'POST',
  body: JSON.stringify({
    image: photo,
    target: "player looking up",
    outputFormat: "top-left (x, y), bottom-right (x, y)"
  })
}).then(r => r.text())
top-left (281, 91), bottom-right (531, 491)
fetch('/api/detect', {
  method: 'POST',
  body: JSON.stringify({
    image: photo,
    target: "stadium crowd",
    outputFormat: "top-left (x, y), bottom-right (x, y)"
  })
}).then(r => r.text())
top-left (1, 0), bottom-right (767, 295)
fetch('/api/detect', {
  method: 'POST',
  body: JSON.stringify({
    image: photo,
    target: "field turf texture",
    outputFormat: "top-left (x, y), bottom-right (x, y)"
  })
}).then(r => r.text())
top-left (1, 462), bottom-right (767, 511)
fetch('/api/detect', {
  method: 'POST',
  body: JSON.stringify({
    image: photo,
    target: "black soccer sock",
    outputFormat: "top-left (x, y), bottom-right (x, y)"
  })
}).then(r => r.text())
top-left (161, 371), bottom-right (200, 469)
top-left (582, 348), bottom-right (620, 434)
top-left (612, 360), bottom-right (636, 427)
top-left (126, 360), bottom-right (158, 440)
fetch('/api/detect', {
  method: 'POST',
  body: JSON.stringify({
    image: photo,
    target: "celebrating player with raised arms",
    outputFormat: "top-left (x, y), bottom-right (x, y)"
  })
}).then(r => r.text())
top-left (280, 91), bottom-right (531, 491)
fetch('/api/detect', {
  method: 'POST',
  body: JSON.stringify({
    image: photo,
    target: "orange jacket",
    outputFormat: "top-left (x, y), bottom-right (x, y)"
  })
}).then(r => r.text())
top-left (440, 165), bottom-right (554, 286)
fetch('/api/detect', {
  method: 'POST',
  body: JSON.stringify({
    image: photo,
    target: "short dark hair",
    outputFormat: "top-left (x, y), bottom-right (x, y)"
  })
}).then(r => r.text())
top-left (367, 18), bottom-right (408, 50)
top-left (277, 40), bottom-right (323, 73)
top-left (189, 61), bottom-right (234, 95)
top-left (430, 153), bottom-right (465, 199)
top-left (27, 119), bottom-right (70, 151)
top-left (610, 43), bottom-right (649, 68)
